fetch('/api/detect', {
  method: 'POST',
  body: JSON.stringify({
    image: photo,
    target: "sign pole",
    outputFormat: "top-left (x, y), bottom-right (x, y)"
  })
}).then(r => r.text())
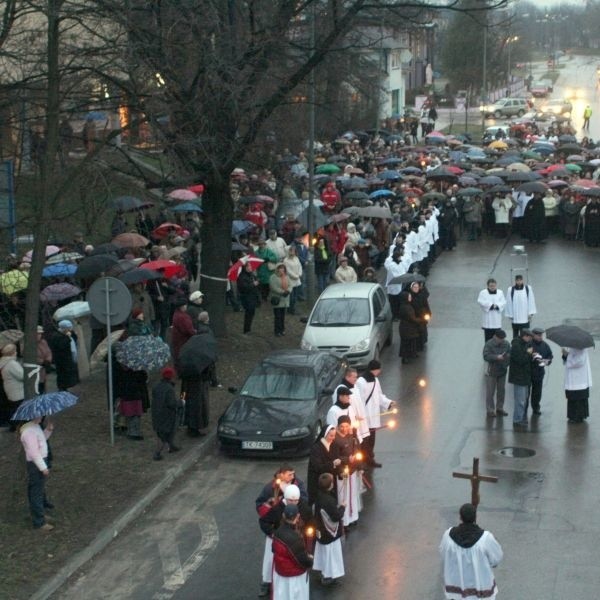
top-left (105, 278), bottom-right (115, 446)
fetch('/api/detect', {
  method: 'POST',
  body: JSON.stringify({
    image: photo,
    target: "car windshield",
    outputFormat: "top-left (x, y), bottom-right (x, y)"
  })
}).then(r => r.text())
top-left (240, 366), bottom-right (316, 400)
top-left (309, 297), bottom-right (371, 326)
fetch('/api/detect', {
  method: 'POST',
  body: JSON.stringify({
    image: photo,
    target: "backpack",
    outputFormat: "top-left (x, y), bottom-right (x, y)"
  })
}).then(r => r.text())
top-left (510, 285), bottom-right (529, 301)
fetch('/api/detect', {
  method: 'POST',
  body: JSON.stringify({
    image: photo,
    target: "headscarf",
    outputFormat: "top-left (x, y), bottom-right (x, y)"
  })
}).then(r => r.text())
top-left (319, 424), bottom-right (336, 450)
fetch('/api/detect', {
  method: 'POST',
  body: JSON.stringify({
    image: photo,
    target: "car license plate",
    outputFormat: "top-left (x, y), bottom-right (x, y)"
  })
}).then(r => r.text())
top-left (241, 441), bottom-right (273, 450)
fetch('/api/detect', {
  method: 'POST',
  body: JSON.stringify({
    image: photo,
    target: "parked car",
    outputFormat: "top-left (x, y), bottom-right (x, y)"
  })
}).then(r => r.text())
top-left (530, 81), bottom-right (552, 98)
top-left (480, 97), bottom-right (530, 118)
top-left (217, 350), bottom-right (345, 456)
top-left (300, 282), bottom-right (393, 368)
top-left (539, 98), bottom-right (573, 116)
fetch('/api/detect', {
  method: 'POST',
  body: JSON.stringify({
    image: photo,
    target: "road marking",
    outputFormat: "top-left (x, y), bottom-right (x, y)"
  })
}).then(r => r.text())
top-left (152, 513), bottom-right (219, 600)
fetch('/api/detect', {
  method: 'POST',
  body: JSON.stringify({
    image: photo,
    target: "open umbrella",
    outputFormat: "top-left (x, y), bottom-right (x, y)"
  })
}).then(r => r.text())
top-left (580, 187), bottom-right (600, 198)
top-left (379, 170), bottom-right (403, 180)
top-left (489, 184), bottom-right (513, 194)
top-left (168, 189), bottom-right (198, 201)
top-left (479, 175), bottom-right (505, 186)
top-left (547, 180), bottom-right (569, 188)
top-left (90, 243), bottom-right (120, 256)
top-left (344, 191), bottom-right (370, 202)
top-left (118, 269), bottom-right (162, 285)
top-left (11, 391), bottom-right (79, 421)
top-left (54, 301), bottom-right (91, 321)
top-left (297, 205), bottom-right (329, 231)
top-left (426, 167), bottom-right (458, 181)
top-left (341, 177), bottom-right (368, 190)
top-left (227, 255), bottom-right (264, 282)
top-left (458, 176), bottom-right (478, 187)
top-left (388, 273), bottom-right (426, 286)
top-left (152, 223), bottom-right (184, 239)
top-left (328, 212), bottom-right (351, 224)
top-left (565, 163), bottom-right (582, 173)
top-left (75, 254), bottom-right (119, 279)
top-left (171, 202), bottom-right (203, 213)
top-left (112, 196), bottom-right (154, 212)
top-left (517, 181), bottom-right (548, 194)
top-left (23, 245), bottom-right (61, 263)
top-left (90, 330), bottom-right (126, 368)
top-left (369, 189), bottom-right (396, 199)
top-left (42, 263), bottom-right (77, 278)
top-left (166, 246), bottom-right (187, 259)
top-left (557, 144), bottom-right (582, 154)
top-left (489, 140), bottom-right (508, 150)
top-left (140, 260), bottom-right (185, 279)
top-left (571, 179), bottom-right (599, 189)
top-left (40, 283), bottom-right (82, 303)
top-left (505, 171), bottom-right (539, 183)
top-left (315, 164), bottom-right (341, 175)
top-left (116, 335), bottom-right (171, 371)
top-left (354, 205), bottom-right (392, 219)
top-left (45, 252), bottom-right (83, 265)
top-left (0, 329), bottom-right (24, 349)
top-left (457, 187), bottom-right (484, 196)
top-left (188, 184), bottom-right (205, 195)
top-left (545, 325), bottom-right (595, 349)
top-left (177, 333), bottom-right (218, 378)
top-left (112, 232), bottom-right (150, 248)
top-left (0, 270), bottom-right (28, 295)
top-left (421, 192), bottom-right (446, 202)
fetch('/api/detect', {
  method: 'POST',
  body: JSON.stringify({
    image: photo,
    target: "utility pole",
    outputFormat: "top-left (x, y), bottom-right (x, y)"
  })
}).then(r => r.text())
top-left (306, 2), bottom-right (316, 305)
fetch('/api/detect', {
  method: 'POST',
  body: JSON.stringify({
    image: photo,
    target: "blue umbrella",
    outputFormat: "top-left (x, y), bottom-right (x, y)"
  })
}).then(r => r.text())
top-left (42, 263), bottom-right (77, 278)
top-left (369, 189), bottom-right (396, 199)
top-left (379, 170), bottom-right (403, 180)
top-left (399, 167), bottom-right (422, 175)
top-left (232, 220), bottom-right (256, 236)
top-left (171, 201), bottom-right (203, 213)
top-left (12, 391), bottom-right (79, 421)
top-left (116, 335), bottom-right (171, 371)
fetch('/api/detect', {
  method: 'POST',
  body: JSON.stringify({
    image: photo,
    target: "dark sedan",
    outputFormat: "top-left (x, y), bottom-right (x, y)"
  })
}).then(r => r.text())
top-left (217, 350), bottom-right (346, 456)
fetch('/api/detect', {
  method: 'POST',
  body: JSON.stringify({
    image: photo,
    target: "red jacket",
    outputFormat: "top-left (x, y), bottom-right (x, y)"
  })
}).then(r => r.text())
top-left (171, 309), bottom-right (196, 361)
top-left (321, 185), bottom-right (340, 213)
top-left (272, 522), bottom-right (313, 577)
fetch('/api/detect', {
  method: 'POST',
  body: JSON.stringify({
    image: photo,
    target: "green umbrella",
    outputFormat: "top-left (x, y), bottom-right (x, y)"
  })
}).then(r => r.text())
top-left (565, 163), bottom-right (582, 173)
top-left (315, 163), bottom-right (341, 175)
top-left (521, 150), bottom-right (542, 160)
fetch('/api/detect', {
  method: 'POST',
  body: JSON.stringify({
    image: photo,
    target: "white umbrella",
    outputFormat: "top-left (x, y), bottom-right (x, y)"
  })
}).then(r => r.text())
top-left (54, 301), bottom-right (91, 321)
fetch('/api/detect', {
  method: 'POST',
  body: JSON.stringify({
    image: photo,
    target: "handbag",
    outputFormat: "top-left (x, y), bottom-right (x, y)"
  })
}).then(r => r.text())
top-left (270, 296), bottom-right (280, 306)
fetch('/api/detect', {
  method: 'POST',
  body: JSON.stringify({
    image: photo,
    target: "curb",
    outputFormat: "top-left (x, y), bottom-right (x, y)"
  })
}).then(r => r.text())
top-left (31, 432), bottom-right (217, 600)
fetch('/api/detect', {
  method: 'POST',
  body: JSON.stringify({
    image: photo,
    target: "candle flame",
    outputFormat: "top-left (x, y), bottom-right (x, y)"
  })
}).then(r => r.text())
top-left (306, 526), bottom-right (314, 537)
top-left (424, 314), bottom-right (430, 322)
top-left (418, 378), bottom-right (427, 388)
top-left (392, 408), bottom-right (398, 414)
top-left (355, 451), bottom-right (363, 461)
top-left (387, 419), bottom-right (397, 429)
top-left (344, 465), bottom-right (349, 475)
top-left (275, 478), bottom-right (281, 486)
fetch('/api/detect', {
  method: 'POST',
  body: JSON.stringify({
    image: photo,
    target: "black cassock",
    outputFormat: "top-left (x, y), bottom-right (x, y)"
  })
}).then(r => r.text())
top-left (307, 440), bottom-right (336, 505)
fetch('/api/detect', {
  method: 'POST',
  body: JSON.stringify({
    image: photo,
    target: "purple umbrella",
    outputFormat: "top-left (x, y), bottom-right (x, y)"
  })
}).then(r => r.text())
top-left (40, 283), bottom-right (82, 303)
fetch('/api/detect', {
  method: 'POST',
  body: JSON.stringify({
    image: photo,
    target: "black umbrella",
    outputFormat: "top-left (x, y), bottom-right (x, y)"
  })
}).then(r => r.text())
top-left (480, 175), bottom-right (505, 186)
top-left (75, 254), bottom-right (119, 279)
top-left (345, 191), bottom-right (370, 201)
top-left (505, 172), bottom-right (539, 182)
top-left (489, 184), bottom-right (513, 194)
top-left (388, 273), bottom-right (426, 286)
top-left (558, 135), bottom-right (578, 143)
top-left (517, 181), bottom-right (548, 194)
top-left (545, 325), bottom-right (595, 349)
top-left (118, 269), bottom-right (162, 285)
top-left (426, 167), bottom-right (458, 180)
top-left (457, 187), bottom-right (484, 196)
top-left (177, 333), bottom-right (218, 377)
top-left (581, 187), bottom-right (600, 198)
top-left (557, 144), bottom-right (582, 154)
top-left (421, 192), bottom-right (446, 202)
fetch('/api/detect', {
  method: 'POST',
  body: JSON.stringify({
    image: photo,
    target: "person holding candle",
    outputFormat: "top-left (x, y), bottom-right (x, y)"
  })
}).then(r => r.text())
top-left (330, 415), bottom-right (362, 526)
top-left (307, 425), bottom-right (341, 505)
top-left (313, 473), bottom-right (345, 587)
top-left (334, 367), bottom-right (370, 443)
top-left (255, 464), bottom-right (309, 512)
top-left (326, 387), bottom-right (357, 429)
top-left (271, 504), bottom-right (313, 600)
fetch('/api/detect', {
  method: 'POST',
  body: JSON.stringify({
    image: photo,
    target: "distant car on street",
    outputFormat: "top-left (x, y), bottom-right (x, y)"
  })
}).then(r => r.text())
top-left (480, 97), bottom-right (531, 119)
top-left (530, 81), bottom-right (552, 98)
top-left (217, 350), bottom-right (346, 456)
top-left (539, 98), bottom-right (573, 116)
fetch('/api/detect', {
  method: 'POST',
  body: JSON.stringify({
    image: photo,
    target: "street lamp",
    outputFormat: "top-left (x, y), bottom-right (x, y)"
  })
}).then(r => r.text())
top-left (507, 36), bottom-right (519, 93)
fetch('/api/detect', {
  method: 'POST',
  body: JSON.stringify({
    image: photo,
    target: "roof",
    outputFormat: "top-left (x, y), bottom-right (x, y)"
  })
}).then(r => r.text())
top-left (317, 282), bottom-right (380, 300)
top-left (261, 349), bottom-right (334, 369)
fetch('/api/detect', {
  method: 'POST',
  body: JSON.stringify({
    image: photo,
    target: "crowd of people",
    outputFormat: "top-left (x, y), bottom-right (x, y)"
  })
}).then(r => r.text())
top-left (255, 359), bottom-right (396, 597)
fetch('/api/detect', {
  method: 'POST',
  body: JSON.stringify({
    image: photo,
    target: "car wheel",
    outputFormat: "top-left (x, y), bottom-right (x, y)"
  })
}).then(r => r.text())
top-left (494, 110), bottom-right (502, 119)
top-left (517, 109), bottom-right (525, 117)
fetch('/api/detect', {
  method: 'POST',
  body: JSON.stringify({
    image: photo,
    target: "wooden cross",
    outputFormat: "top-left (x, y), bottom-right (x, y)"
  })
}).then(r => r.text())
top-left (452, 457), bottom-right (498, 509)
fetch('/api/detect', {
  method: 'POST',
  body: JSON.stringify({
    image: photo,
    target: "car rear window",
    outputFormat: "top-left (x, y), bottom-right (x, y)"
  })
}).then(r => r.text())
top-left (309, 297), bottom-right (371, 326)
top-left (241, 366), bottom-right (316, 400)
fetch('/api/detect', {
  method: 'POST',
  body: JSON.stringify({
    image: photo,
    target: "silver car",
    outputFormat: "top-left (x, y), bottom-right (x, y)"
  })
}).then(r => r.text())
top-left (481, 97), bottom-right (529, 118)
top-left (300, 282), bottom-right (393, 368)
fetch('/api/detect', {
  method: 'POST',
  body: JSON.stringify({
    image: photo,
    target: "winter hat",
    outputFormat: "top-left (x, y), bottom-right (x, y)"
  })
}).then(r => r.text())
top-left (58, 320), bottom-right (73, 330)
top-left (189, 291), bottom-right (204, 303)
top-left (161, 367), bottom-right (176, 380)
top-left (283, 484), bottom-right (300, 501)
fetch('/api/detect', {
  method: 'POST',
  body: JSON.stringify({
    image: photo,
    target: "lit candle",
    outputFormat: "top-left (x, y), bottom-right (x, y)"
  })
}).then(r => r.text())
top-left (387, 419), bottom-right (397, 429)
top-left (424, 314), bottom-right (431, 322)
top-left (355, 451), bottom-right (363, 462)
top-left (418, 378), bottom-right (427, 388)
top-left (343, 465), bottom-right (350, 478)
top-left (306, 526), bottom-right (314, 538)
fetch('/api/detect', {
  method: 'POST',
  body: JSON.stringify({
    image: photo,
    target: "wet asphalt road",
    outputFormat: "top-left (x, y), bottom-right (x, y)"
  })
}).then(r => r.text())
top-left (53, 234), bottom-right (600, 600)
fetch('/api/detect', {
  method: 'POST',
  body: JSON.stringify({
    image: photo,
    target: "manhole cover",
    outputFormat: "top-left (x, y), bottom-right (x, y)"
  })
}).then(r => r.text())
top-left (497, 446), bottom-right (536, 458)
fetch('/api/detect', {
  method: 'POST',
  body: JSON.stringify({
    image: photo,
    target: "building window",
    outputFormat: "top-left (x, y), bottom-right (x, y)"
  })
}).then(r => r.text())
top-left (391, 89), bottom-right (400, 115)
top-left (390, 50), bottom-right (401, 70)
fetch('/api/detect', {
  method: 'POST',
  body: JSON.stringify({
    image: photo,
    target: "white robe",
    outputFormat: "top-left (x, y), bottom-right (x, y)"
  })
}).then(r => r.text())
top-left (262, 536), bottom-right (273, 583)
top-left (337, 471), bottom-right (361, 525)
top-left (384, 255), bottom-right (407, 295)
top-left (477, 289), bottom-right (506, 329)
top-left (564, 348), bottom-right (593, 391)
top-left (333, 383), bottom-right (370, 442)
top-left (505, 285), bottom-right (536, 324)
top-left (272, 570), bottom-right (310, 600)
top-left (356, 376), bottom-right (392, 429)
top-left (512, 192), bottom-right (532, 218)
top-left (326, 403), bottom-right (355, 428)
top-left (313, 538), bottom-right (345, 579)
top-left (439, 529), bottom-right (503, 600)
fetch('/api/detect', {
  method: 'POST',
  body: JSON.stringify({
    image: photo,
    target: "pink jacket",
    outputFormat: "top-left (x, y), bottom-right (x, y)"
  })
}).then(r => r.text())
top-left (20, 423), bottom-right (51, 471)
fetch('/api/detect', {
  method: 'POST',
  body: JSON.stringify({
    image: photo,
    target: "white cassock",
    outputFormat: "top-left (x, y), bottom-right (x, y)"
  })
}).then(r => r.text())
top-left (564, 348), bottom-right (593, 390)
top-left (333, 384), bottom-right (369, 442)
top-left (477, 289), bottom-right (506, 329)
top-left (261, 536), bottom-right (273, 583)
top-left (405, 231), bottom-right (419, 266)
top-left (417, 224), bottom-right (430, 261)
top-left (384, 255), bottom-right (406, 296)
top-left (439, 529), bottom-right (503, 600)
top-left (356, 376), bottom-right (392, 429)
top-left (327, 403), bottom-right (354, 428)
top-left (512, 192), bottom-right (531, 218)
top-left (337, 471), bottom-right (361, 525)
top-left (313, 538), bottom-right (345, 579)
top-left (505, 285), bottom-right (536, 325)
top-left (272, 571), bottom-right (310, 600)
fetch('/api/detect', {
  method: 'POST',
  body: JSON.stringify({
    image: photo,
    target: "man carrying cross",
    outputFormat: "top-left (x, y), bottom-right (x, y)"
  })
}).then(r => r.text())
top-left (439, 503), bottom-right (503, 600)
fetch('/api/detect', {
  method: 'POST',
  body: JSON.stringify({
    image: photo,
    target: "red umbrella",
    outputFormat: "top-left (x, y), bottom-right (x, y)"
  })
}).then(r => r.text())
top-left (254, 194), bottom-right (275, 204)
top-left (446, 166), bottom-right (464, 175)
top-left (151, 223), bottom-right (184, 239)
top-left (571, 179), bottom-right (599, 189)
top-left (187, 184), bottom-right (205, 195)
top-left (404, 187), bottom-right (424, 196)
top-left (227, 255), bottom-right (264, 282)
top-left (140, 260), bottom-right (186, 279)
top-left (168, 189), bottom-right (198, 201)
top-left (112, 233), bottom-right (150, 248)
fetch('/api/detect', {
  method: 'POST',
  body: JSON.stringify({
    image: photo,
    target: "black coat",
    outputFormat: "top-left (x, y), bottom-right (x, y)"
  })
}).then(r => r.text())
top-left (307, 440), bottom-right (336, 504)
top-left (237, 270), bottom-right (260, 311)
top-left (151, 380), bottom-right (181, 434)
top-left (49, 331), bottom-right (79, 390)
top-left (508, 337), bottom-right (532, 385)
top-left (398, 301), bottom-right (421, 339)
top-left (314, 489), bottom-right (345, 544)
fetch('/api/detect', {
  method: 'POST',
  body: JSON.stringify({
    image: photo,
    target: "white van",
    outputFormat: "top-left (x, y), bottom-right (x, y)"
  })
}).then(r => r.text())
top-left (300, 282), bottom-right (393, 368)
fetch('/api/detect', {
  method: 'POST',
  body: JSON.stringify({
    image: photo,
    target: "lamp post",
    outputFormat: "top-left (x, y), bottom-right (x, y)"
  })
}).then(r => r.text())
top-left (507, 36), bottom-right (519, 95)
